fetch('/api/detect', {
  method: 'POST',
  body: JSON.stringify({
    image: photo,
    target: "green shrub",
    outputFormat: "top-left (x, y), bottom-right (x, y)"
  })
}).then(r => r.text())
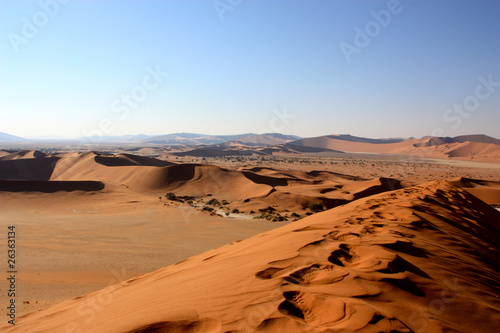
top-left (255, 213), bottom-right (287, 222)
top-left (207, 198), bottom-right (221, 206)
top-left (165, 192), bottom-right (176, 200)
top-left (309, 203), bottom-right (324, 212)
top-left (231, 208), bottom-right (239, 214)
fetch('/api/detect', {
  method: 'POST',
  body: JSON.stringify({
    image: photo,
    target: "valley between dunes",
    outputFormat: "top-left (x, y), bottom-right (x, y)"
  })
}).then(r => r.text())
top-left (0, 150), bottom-right (499, 332)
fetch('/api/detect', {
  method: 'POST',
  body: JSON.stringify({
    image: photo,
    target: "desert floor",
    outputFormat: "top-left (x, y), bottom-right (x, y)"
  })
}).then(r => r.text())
top-left (0, 189), bottom-right (284, 317)
top-left (168, 152), bottom-right (500, 182)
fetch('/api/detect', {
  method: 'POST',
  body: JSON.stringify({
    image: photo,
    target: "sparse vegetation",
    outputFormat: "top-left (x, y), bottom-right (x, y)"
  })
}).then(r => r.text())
top-left (165, 192), bottom-right (176, 200)
top-left (202, 206), bottom-right (214, 212)
top-left (207, 198), bottom-right (221, 206)
top-left (309, 203), bottom-right (325, 212)
top-left (254, 213), bottom-right (287, 222)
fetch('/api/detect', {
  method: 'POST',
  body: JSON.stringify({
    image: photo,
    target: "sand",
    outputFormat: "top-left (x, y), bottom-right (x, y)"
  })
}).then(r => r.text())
top-left (1, 181), bottom-right (499, 332)
top-left (0, 190), bottom-right (282, 317)
top-left (291, 134), bottom-right (500, 163)
top-left (1, 149), bottom-right (499, 332)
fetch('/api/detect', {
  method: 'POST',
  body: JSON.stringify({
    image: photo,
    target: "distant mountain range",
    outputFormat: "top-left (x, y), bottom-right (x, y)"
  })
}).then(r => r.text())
top-left (0, 132), bottom-right (302, 146)
top-left (1, 131), bottom-right (499, 161)
top-left (80, 132), bottom-right (302, 145)
top-left (0, 132), bottom-right (25, 141)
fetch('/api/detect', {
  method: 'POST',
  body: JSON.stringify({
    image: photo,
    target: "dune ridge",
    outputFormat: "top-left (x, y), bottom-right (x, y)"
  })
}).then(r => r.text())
top-left (2, 150), bottom-right (499, 212)
top-left (3, 181), bottom-right (499, 332)
top-left (288, 134), bottom-right (500, 162)
top-left (1, 151), bottom-right (407, 214)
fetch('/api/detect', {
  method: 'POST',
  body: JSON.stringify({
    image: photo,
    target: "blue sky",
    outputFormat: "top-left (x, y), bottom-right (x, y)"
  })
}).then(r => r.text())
top-left (0, 0), bottom-right (499, 139)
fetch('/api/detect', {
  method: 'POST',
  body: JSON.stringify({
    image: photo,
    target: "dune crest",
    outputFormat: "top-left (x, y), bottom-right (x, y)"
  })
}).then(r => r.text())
top-left (1, 151), bottom-right (409, 215)
top-left (289, 134), bottom-right (500, 162)
top-left (3, 181), bottom-right (499, 332)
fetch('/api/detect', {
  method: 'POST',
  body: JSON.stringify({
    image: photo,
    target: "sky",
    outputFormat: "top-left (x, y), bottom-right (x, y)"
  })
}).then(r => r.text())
top-left (0, 0), bottom-right (499, 140)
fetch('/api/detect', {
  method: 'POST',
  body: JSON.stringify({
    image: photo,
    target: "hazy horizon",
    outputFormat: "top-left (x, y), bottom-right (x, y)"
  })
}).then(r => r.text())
top-left (1, 0), bottom-right (499, 139)
top-left (3, 130), bottom-right (500, 142)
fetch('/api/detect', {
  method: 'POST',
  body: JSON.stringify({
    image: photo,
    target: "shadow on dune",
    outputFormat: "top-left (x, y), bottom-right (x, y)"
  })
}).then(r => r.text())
top-left (157, 164), bottom-right (201, 186)
top-left (241, 171), bottom-right (290, 187)
top-left (0, 180), bottom-right (105, 192)
top-left (0, 157), bottom-right (59, 180)
top-left (94, 154), bottom-right (173, 167)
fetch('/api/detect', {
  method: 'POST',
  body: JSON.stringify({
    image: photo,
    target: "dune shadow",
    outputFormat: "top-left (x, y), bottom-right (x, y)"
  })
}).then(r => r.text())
top-left (0, 180), bottom-right (105, 192)
top-left (0, 157), bottom-right (59, 180)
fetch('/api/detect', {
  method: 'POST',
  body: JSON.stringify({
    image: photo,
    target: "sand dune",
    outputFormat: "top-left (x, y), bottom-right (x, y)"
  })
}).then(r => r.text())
top-left (453, 134), bottom-right (500, 145)
top-left (290, 134), bottom-right (500, 162)
top-left (0, 149), bottom-right (49, 160)
top-left (0, 180), bottom-right (105, 192)
top-left (105, 134), bottom-right (500, 162)
top-left (3, 151), bottom-right (497, 216)
top-left (3, 181), bottom-right (499, 332)
top-left (231, 133), bottom-right (300, 146)
top-left (0, 151), bottom-right (401, 214)
top-left (448, 177), bottom-right (500, 205)
top-left (171, 143), bottom-right (343, 157)
top-left (445, 142), bottom-right (500, 161)
top-left (173, 147), bottom-right (255, 157)
top-left (290, 135), bottom-right (410, 153)
top-left (0, 157), bottom-right (59, 180)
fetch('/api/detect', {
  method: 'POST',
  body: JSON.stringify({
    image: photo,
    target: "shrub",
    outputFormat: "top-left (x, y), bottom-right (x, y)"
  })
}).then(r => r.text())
top-left (165, 192), bottom-right (176, 200)
top-left (309, 203), bottom-right (325, 212)
top-left (231, 208), bottom-right (239, 214)
top-left (221, 200), bottom-right (229, 205)
top-left (291, 212), bottom-right (300, 218)
top-left (255, 213), bottom-right (287, 222)
top-left (202, 206), bottom-right (214, 212)
top-left (207, 198), bottom-right (221, 206)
